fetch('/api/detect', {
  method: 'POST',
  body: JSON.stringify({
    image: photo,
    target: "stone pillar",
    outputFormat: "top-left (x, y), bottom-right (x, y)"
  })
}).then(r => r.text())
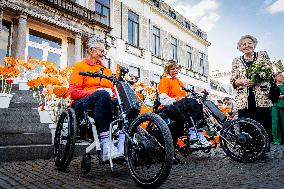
top-left (15, 14), bottom-right (27, 59)
top-left (74, 33), bottom-right (82, 63)
top-left (0, 6), bottom-right (3, 36)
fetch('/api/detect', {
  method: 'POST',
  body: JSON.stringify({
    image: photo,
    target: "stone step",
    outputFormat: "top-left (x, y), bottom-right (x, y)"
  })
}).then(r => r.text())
top-left (0, 108), bottom-right (41, 124)
top-left (0, 143), bottom-right (90, 162)
top-left (0, 122), bottom-right (50, 134)
top-left (0, 133), bottom-right (52, 146)
top-left (0, 144), bottom-right (53, 162)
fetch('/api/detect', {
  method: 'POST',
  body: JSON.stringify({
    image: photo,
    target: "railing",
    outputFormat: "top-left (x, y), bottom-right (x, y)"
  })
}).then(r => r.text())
top-left (36, 0), bottom-right (110, 29)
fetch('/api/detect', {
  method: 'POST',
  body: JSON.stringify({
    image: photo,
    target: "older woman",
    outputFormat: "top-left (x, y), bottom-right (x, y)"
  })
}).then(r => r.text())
top-left (230, 35), bottom-right (273, 150)
top-left (272, 72), bottom-right (284, 145)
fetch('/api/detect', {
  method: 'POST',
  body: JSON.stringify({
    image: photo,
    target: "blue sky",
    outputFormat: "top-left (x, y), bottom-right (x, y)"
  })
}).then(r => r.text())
top-left (164, 0), bottom-right (284, 73)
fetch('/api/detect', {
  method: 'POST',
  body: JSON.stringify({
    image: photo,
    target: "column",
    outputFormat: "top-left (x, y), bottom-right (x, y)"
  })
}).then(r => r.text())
top-left (15, 14), bottom-right (27, 59)
top-left (0, 5), bottom-right (3, 35)
top-left (74, 33), bottom-right (82, 63)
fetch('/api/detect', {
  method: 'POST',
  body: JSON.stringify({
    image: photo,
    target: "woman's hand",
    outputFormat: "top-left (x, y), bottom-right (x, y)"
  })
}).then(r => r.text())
top-left (175, 96), bottom-right (183, 101)
top-left (279, 95), bottom-right (284, 99)
top-left (235, 79), bottom-right (255, 87)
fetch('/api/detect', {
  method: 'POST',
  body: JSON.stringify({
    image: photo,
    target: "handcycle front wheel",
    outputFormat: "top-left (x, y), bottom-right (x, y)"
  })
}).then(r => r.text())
top-left (125, 113), bottom-right (174, 188)
top-left (220, 118), bottom-right (268, 163)
top-left (54, 107), bottom-right (77, 170)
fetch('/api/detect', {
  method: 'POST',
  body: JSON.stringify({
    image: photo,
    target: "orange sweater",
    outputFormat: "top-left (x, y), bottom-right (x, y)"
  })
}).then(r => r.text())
top-left (158, 77), bottom-right (186, 98)
top-left (69, 59), bottom-right (114, 101)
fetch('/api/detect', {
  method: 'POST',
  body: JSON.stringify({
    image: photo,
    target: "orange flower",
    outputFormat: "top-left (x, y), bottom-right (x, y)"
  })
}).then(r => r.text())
top-left (4, 57), bottom-right (17, 66)
top-left (43, 65), bottom-right (58, 75)
top-left (23, 63), bottom-right (36, 70)
top-left (53, 86), bottom-right (69, 98)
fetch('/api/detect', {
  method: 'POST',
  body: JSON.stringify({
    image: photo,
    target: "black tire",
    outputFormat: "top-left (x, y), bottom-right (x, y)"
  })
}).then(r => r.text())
top-left (81, 154), bottom-right (92, 174)
top-left (125, 113), bottom-right (174, 188)
top-left (54, 107), bottom-right (77, 170)
top-left (220, 118), bottom-right (268, 163)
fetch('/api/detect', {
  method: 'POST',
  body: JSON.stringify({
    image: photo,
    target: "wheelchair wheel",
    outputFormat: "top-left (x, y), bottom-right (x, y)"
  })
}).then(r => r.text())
top-left (220, 118), bottom-right (268, 163)
top-left (125, 113), bottom-right (174, 188)
top-left (54, 107), bottom-right (77, 170)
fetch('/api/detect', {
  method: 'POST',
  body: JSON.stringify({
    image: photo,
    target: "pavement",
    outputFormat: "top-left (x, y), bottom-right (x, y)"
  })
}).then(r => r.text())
top-left (0, 144), bottom-right (283, 189)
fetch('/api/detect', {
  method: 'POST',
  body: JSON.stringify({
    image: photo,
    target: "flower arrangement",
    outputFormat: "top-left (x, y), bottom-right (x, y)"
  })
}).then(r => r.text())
top-left (26, 58), bottom-right (72, 122)
top-left (0, 57), bottom-right (21, 94)
top-left (247, 59), bottom-right (272, 83)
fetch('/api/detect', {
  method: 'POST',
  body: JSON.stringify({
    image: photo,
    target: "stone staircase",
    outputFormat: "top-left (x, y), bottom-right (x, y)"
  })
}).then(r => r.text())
top-left (0, 84), bottom-right (53, 161)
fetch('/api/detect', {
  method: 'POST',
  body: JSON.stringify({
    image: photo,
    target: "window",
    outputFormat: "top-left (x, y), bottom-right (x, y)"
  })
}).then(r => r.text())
top-left (187, 46), bottom-right (193, 70)
top-left (185, 21), bottom-right (191, 30)
top-left (0, 20), bottom-right (12, 64)
top-left (152, 26), bottom-right (160, 57)
top-left (129, 66), bottom-right (140, 77)
top-left (197, 30), bottom-right (202, 37)
top-left (95, 0), bottom-right (110, 26)
top-left (128, 11), bottom-right (139, 46)
top-left (151, 0), bottom-right (160, 7)
top-left (199, 52), bottom-right (205, 75)
top-left (105, 58), bottom-right (111, 68)
top-left (169, 10), bottom-right (176, 19)
top-left (27, 29), bottom-right (63, 69)
top-left (152, 73), bottom-right (161, 83)
top-left (171, 37), bottom-right (177, 61)
top-left (29, 29), bottom-right (62, 49)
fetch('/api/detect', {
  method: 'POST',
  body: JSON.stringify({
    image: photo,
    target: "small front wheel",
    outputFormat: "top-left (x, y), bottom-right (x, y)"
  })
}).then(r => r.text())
top-left (125, 113), bottom-right (174, 188)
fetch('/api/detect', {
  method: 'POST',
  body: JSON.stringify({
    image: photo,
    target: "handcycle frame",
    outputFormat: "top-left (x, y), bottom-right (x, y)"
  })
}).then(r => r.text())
top-left (155, 87), bottom-right (269, 162)
top-left (54, 67), bottom-right (174, 188)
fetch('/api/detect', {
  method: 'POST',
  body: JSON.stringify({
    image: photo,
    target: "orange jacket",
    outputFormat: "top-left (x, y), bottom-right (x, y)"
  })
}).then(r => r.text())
top-left (158, 77), bottom-right (186, 98)
top-left (69, 59), bottom-right (114, 101)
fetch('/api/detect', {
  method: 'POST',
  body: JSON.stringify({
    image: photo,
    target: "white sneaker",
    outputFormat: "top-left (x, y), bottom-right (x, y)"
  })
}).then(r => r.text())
top-left (102, 142), bottom-right (123, 162)
top-left (118, 131), bottom-right (125, 155)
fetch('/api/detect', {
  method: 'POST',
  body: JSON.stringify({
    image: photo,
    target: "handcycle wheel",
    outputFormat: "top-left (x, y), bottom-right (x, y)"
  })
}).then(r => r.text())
top-left (125, 113), bottom-right (174, 188)
top-left (54, 107), bottom-right (77, 170)
top-left (220, 118), bottom-right (268, 163)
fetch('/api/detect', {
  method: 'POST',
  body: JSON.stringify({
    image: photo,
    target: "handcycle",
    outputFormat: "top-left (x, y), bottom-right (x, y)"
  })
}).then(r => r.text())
top-left (53, 66), bottom-right (174, 188)
top-left (155, 88), bottom-right (269, 163)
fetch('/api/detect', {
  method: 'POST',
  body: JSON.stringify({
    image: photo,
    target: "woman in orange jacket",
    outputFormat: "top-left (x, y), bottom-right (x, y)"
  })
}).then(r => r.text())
top-left (158, 60), bottom-right (210, 163)
top-left (69, 37), bottom-right (124, 162)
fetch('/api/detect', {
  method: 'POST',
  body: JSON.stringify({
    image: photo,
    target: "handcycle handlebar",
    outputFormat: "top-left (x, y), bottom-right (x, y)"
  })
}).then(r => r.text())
top-left (79, 71), bottom-right (116, 82)
top-left (181, 86), bottom-right (208, 101)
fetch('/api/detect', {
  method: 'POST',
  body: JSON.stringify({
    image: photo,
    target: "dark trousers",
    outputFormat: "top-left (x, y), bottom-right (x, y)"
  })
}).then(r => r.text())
top-left (238, 107), bottom-right (272, 141)
top-left (72, 90), bottom-right (114, 134)
top-left (158, 98), bottom-right (202, 148)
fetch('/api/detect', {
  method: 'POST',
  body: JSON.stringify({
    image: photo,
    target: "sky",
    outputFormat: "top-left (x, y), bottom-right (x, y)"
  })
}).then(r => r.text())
top-left (163, 0), bottom-right (284, 74)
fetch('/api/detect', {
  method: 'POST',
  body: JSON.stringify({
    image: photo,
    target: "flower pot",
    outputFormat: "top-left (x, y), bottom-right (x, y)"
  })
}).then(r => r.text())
top-left (38, 107), bottom-right (53, 123)
top-left (0, 93), bottom-right (13, 108)
top-left (49, 123), bottom-right (56, 144)
top-left (18, 80), bottom-right (29, 90)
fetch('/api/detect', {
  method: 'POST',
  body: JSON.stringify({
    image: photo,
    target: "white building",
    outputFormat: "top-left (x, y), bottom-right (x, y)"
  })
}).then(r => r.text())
top-left (1, 0), bottom-right (210, 90)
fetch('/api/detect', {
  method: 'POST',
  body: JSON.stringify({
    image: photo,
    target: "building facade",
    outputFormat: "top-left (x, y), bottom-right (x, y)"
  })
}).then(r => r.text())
top-left (1, 0), bottom-right (210, 89)
top-left (107, 0), bottom-right (210, 89)
top-left (0, 0), bottom-right (110, 69)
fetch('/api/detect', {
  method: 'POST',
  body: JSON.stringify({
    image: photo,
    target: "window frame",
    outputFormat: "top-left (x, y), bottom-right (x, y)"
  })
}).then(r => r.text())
top-left (128, 10), bottom-right (139, 47)
top-left (171, 36), bottom-right (178, 61)
top-left (152, 26), bottom-right (160, 57)
top-left (0, 20), bottom-right (12, 64)
top-left (186, 45), bottom-right (193, 70)
top-left (95, 0), bottom-right (110, 26)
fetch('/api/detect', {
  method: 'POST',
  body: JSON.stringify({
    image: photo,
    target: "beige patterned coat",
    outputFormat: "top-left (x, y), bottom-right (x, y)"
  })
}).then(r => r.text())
top-left (230, 51), bottom-right (272, 111)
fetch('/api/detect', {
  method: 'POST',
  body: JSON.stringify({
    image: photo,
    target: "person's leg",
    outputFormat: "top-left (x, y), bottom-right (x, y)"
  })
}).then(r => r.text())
top-left (73, 90), bottom-right (122, 160)
top-left (279, 108), bottom-right (284, 144)
top-left (272, 106), bottom-right (280, 144)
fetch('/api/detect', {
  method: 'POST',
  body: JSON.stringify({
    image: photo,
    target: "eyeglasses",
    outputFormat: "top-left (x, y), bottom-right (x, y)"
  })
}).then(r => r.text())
top-left (170, 67), bottom-right (179, 70)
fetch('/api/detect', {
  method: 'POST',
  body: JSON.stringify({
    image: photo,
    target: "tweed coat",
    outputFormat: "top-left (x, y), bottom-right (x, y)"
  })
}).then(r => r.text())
top-left (230, 51), bottom-right (272, 111)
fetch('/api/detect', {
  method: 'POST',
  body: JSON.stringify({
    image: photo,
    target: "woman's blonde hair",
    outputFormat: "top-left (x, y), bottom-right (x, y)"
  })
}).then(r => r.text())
top-left (162, 60), bottom-right (178, 77)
